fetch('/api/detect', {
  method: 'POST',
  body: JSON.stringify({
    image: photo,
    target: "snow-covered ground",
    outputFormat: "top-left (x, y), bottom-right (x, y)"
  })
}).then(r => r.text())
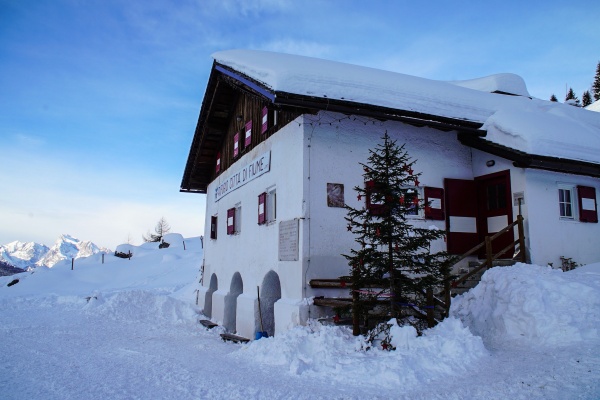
top-left (1, 235), bottom-right (598, 399)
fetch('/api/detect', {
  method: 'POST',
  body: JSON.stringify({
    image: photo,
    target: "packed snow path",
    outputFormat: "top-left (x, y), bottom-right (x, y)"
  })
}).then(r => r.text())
top-left (1, 292), bottom-right (597, 399)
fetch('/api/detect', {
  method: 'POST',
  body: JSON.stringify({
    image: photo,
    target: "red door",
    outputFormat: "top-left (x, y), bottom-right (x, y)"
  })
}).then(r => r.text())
top-left (475, 170), bottom-right (514, 258)
top-left (444, 179), bottom-right (479, 255)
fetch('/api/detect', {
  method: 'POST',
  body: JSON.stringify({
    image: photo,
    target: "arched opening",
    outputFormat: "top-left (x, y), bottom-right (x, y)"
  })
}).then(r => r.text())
top-left (204, 273), bottom-right (218, 318)
top-left (260, 270), bottom-right (281, 337)
top-left (224, 272), bottom-right (243, 333)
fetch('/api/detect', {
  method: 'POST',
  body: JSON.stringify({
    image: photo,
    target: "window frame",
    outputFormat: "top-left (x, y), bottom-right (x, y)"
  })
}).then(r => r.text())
top-left (558, 183), bottom-right (576, 220)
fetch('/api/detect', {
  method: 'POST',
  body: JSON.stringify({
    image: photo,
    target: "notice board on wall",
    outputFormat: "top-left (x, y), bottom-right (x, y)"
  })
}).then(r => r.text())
top-left (279, 219), bottom-right (299, 261)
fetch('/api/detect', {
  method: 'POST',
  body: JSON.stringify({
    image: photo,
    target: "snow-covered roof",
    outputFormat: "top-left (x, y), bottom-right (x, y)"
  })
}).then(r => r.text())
top-left (213, 49), bottom-right (600, 166)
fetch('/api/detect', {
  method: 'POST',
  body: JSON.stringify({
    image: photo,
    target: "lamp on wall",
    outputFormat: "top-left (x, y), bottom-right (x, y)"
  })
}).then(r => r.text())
top-left (486, 160), bottom-right (495, 167)
top-left (236, 115), bottom-right (243, 130)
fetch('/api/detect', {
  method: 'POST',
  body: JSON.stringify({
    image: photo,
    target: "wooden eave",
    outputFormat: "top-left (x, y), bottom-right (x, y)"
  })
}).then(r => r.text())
top-left (458, 133), bottom-right (600, 178)
top-left (180, 62), bottom-right (487, 193)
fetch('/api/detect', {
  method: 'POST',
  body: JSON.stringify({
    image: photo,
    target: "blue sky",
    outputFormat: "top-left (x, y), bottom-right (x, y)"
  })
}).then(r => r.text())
top-left (1, 0), bottom-right (598, 249)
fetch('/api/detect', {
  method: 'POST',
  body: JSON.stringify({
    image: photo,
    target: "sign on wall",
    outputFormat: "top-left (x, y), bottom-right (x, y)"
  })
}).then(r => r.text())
top-left (327, 183), bottom-right (345, 207)
top-left (279, 219), bottom-right (299, 261)
top-left (214, 151), bottom-right (271, 202)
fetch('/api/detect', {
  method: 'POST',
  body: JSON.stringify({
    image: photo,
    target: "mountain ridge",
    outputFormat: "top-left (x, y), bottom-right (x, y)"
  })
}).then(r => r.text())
top-left (0, 234), bottom-right (111, 273)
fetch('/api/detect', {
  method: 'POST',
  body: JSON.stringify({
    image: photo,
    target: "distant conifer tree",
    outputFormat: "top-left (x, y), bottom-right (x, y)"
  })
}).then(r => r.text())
top-left (593, 61), bottom-right (600, 101)
top-left (550, 94), bottom-right (558, 102)
top-left (582, 90), bottom-right (593, 107)
top-left (565, 87), bottom-right (581, 106)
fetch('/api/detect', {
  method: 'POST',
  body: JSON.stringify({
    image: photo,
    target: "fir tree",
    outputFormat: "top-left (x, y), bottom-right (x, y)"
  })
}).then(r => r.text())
top-left (343, 132), bottom-right (450, 340)
top-left (550, 94), bottom-right (558, 102)
top-left (565, 87), bottom-right (580, 106)
top-left (582, 90), bottom-right (593, 107)
top-left (593, 61), bottom-right (600, 101)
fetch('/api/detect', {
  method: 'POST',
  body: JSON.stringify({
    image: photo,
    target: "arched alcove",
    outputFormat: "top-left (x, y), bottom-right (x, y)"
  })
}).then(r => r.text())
top-left (223, 272), bottom-right (243, 333)
top-left (260, 270), bottom-right (281, 337)
top-left (204, 273), bottom-right (218, 318)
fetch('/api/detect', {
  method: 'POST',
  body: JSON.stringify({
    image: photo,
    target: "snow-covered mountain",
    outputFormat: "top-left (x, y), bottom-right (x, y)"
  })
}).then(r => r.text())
top-left (0, 240), bottom-right (49, 270)
top-left (36, 234), bottom-right (110, 268)
top-left (0, 234), bottom-right (110, 270)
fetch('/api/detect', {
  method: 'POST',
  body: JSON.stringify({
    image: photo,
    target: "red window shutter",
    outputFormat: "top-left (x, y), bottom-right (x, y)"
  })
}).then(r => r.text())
top-left (215, 152), bottom-right (221, 173)
top-left (424, 187), bottom-right (445, 220)
top-left (366, 181), bottom-right (385, 216)
top-left (210, 216), bottom-right (218, 239)
top-left (577, 185), bottom-right (598, 223)
top-left (258, 192), bottom-right (267, 225)
top-left (261, 107), bottom-right (268, 134)
top-left (227, 208), bottom-right (235, 234)
top-left (233, 133), bottom-right (239, 158)
top-left (244, 120), bottom-right (252, 147)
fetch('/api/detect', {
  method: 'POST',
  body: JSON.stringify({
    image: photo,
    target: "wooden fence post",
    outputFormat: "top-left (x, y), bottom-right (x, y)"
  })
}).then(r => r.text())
top-left (352, 287), bottom-right (360, 336)
top-left (517, 215), bottom-right (526, 262)
top-left (485, 236), bottom-right (493, 269)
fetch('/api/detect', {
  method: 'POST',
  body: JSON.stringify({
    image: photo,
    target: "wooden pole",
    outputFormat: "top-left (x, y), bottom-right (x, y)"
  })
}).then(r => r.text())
top-left (485, 236), bottom-right (493, 269)
top-left (352, 286), bottom-right (360, 336)
top-left (183, 241), bottom-right (186, 251)
top-left (71, 258), bottom-right (74, 270)
top-left (102, 253), bottom-right (104, 264)
top-left (517, 215), bottom-right (526, 263)
top-left (426, 288), bottom-right (435, 328)
top-left (444, 280), bottom-right (451, 318)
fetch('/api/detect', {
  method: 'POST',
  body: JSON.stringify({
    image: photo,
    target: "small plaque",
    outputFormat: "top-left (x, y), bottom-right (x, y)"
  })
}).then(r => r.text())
top-left (279, 219), bottom-right (299, 261)
top-left (513, 192), bottom-right (525, 206)
top-left (429, 198), bottom-right (441, 209)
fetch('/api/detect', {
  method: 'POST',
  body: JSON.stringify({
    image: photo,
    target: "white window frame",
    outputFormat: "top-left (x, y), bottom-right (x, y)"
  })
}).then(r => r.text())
top-left (401, 186), bottom-right (424, 219)
top-left (558, 183), bottom-right (576, 220)
top-left (266, 186), bottom-right (277, 224)
top-left (234, 202), bottom-right (242, 234)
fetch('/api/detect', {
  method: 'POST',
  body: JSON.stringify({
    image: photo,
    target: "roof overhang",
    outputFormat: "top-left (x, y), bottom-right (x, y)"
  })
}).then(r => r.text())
top-left (459, 133), bottom-right (600, 178)
top-left (180, 62), bottom-right (488, 193)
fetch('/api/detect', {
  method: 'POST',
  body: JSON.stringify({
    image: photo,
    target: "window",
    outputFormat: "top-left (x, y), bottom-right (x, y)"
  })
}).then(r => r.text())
top-left (210, 215), bottom-right (218, 239)
top-left (558, 185), bottom-right (575, 219)
top-left (235, 203), bottom-right (242, 232)
top-left (266, 187), bottom-right (276, 223)
top-left (258, 187), bottom-right (276, 225)
top-left (400, 187), bottom-right (422, 217)
top-left (366, 181), bottom-right (423, 218)
top-left (227, 205), bottom-right (242, 235)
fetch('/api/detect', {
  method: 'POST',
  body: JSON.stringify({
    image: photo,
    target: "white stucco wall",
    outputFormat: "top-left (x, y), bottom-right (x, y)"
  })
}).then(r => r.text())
top-left (199, 116), bottom-right (307, 338)
top-left (471, 150), bottom-right (600, 267)
top-left (303, 113), bottom-right (474, 305)
top-left (523, 169), bottom-right (600, 267)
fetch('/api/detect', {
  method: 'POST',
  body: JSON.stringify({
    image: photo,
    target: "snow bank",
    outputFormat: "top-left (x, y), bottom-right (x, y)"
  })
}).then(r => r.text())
top-left (233, 318), bottom-right (487, 389)
top-left (451, 263), bottom-right (600, 346)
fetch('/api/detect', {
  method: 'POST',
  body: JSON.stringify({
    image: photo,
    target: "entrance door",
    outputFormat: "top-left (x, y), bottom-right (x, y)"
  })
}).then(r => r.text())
top-left (475, 170), bottom-right (514, 258)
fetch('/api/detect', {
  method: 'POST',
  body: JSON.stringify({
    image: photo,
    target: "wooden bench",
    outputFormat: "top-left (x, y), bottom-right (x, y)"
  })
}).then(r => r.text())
top-left (220, 333), bottom-right (250, 343)
top-left (199, 319), bottom-right (218, 329)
